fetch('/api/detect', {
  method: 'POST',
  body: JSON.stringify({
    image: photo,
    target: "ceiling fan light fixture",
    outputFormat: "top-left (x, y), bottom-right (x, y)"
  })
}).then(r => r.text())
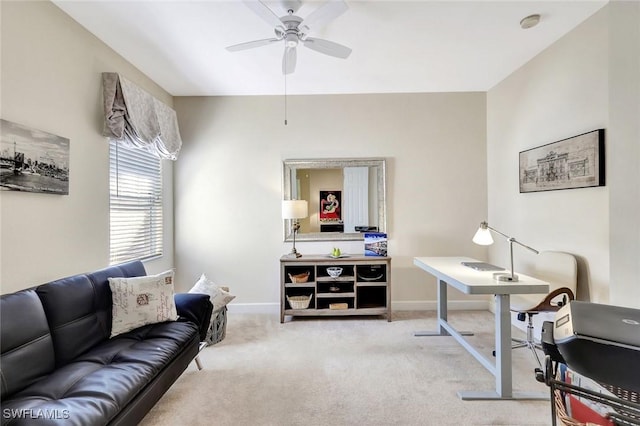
top-left (520, 14), bottom-right (541, 29)
top-left (285, 33), bottom-right (298, 47)
top-left (226, 0), bottom-right (351, 75)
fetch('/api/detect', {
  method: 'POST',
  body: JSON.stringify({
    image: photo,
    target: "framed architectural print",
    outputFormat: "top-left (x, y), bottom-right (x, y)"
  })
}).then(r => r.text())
top-left (519, 129), bottom-right (605, 193)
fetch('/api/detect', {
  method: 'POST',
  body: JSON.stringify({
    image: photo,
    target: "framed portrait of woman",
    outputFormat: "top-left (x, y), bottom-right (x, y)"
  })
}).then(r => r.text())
top-left (319, 190), bottom-right (341, 222)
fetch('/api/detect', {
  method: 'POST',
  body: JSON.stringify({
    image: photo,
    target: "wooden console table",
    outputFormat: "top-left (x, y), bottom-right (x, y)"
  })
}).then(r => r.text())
top-left (280, 255), bottom-right (391, 323)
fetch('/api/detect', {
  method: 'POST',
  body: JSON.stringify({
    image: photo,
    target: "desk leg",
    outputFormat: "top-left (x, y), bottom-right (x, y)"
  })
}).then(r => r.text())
top-left (459, 294), bottom-right (548, 401)
top-left (414, 279), bottom-right (448, 336)
top-left (414, 279), bottom-right (474, 337)
top-left (437, 279), bottom-right (448, 334)
top-left (495, 293), bottom-right (512, 397)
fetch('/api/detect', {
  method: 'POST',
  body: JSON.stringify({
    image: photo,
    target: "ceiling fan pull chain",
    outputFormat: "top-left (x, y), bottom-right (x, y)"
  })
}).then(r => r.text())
top-left (284, 64), bottom-right (288, 126)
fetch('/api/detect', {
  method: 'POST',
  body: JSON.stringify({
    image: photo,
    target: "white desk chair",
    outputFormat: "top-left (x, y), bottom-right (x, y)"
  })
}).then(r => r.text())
top-left (509, 251), bottom-right (577, 367)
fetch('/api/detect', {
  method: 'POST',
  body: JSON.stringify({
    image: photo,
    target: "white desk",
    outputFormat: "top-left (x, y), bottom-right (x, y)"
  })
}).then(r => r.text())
top-left (414, 256), bottom-right (549, 401)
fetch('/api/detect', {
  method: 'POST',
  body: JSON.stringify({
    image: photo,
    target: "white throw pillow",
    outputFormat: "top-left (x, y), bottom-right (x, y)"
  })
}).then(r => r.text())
top-left (189, 273), bottom-right (235, 312)
top-left (108, 270), bottom-right (178, 338)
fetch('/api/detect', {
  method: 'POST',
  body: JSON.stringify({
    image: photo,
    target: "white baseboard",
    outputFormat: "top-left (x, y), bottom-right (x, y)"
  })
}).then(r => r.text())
top-left (227, 303), bottom-right (280, 314)
top-left (227, 300), bottom-right (490, 315)
top-left (392, 300), bottom-right (490, 311)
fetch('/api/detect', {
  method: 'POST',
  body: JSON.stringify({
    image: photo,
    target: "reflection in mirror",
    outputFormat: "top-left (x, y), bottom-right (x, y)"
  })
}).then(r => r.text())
top-left (283, 158), bottom-right (386, 242)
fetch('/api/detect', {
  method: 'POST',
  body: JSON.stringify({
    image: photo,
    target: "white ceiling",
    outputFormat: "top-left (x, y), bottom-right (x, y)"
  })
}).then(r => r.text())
top-left (52, 0), bottom-right (608, 97)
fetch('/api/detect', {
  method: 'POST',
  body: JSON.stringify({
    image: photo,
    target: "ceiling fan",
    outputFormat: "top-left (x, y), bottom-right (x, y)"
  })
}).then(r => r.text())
top-left (226, 0), bottom-right (352, 74)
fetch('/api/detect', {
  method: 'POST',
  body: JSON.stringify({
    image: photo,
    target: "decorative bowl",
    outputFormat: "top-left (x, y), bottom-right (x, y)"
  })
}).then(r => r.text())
top-left (326, 267), bottom-right (343, 278)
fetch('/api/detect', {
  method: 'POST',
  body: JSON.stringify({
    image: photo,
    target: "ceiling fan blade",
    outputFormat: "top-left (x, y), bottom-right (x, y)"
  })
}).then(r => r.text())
top-left (300, 0), bottom-right (348, 32)
top-left (242, 0), bottom-right (284, 30)
top-left (303, 37), bottom-right (351, 59)
top-left (282, 46), bottom-right (297, 74)
top-left (226, 38), bottom-right (281, 52)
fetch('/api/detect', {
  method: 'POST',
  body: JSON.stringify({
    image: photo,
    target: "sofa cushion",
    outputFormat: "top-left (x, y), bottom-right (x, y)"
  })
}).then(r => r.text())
top-left (189, 273), bottom-right (235, 312)
top-left (0, 290), bottom-right (56, 399)
top-left (108, 270), bottom-right (178, 337)
top-left (0, 320), bottom-right (198, 426)
top-left (35, 261), bottom-right (146, 368)
top-left (36, 274), bottom-right (108, 369)
top-left (85, 261), bottom-right (147, 339)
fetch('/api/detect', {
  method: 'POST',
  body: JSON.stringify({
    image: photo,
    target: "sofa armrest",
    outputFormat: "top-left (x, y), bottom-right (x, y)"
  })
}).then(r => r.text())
top-left (174, 293), bottom-right (213, 341)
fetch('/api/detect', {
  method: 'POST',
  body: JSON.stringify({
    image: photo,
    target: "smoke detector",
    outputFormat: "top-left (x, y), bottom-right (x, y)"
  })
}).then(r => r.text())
top-left (520, 14), bottom-right (541, 29)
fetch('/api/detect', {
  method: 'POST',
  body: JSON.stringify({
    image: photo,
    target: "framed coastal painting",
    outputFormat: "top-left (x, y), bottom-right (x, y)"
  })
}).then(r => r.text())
top-left (0, 119), bottom-right (70, 195)
top-left (519, 129), bottom-right (605, 193)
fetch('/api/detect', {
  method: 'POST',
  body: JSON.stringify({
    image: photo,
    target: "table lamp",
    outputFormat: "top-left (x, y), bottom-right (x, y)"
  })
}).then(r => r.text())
top-left (282, 200), bottom-right (308, 258)
top-left (472, 221), bottom-right (539, 282)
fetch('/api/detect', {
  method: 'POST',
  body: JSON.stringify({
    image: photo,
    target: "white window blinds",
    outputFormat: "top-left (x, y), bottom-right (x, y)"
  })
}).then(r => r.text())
top-left (109, 140), bottom-right (163, 264)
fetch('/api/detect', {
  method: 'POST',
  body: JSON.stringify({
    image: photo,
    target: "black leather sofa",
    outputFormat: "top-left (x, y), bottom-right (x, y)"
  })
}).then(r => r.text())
top-left (0, 261), bottom-right (212, 426)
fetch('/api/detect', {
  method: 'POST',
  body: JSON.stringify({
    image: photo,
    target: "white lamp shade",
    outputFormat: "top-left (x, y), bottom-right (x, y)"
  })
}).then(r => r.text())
top-left (472, 227), bottom-right (494, 245)
top-left (282, 200), bottom-right (308, 219)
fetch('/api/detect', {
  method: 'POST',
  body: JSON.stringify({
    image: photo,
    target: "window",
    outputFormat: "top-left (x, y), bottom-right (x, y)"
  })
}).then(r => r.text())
top-left (109, 141), bottom-right (163, 264)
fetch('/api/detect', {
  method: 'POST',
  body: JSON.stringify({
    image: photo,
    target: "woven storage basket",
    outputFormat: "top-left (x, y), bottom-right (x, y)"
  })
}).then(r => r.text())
top-left (205, 307), bottom-right (227, 345)
top-left (205, 285), bottom-right (230, 346)
top-left (286, 294), bottom-right (312, 309)
top-left (554, 384), bottom-right (640, 426)
top-left (554, 390), bottom-right (585, 426)
top-left (288, 271), bottom-right (310, 283)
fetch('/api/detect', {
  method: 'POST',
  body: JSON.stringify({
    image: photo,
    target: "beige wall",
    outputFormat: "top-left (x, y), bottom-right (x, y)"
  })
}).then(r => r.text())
top-left (4, 1), bottom-right (636, 313)
top-left (0, 1), bottom-right (175, 293)
top-left (487, 5), bottom-right (639, 308)
top-left (608, 1), bottom-right (640, 308)
top-left (173, 93), bottom-right (489, 309)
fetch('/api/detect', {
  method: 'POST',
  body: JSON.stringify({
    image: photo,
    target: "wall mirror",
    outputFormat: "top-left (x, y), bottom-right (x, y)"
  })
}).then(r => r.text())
top-left (283, 158), bottom-right (387, 242)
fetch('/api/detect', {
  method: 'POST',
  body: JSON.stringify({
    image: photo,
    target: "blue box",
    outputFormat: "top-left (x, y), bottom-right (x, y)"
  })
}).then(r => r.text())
top-left (364, 233), bottom-right (387, 256)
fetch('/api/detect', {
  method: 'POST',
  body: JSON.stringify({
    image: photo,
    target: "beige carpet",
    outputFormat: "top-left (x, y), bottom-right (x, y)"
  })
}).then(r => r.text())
top-left (140, 311), bottom-right (553, 425)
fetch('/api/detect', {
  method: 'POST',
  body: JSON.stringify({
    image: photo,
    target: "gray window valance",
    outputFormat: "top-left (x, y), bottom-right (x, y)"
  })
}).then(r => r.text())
top-left (102, 72), bottom-right (182, 160)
